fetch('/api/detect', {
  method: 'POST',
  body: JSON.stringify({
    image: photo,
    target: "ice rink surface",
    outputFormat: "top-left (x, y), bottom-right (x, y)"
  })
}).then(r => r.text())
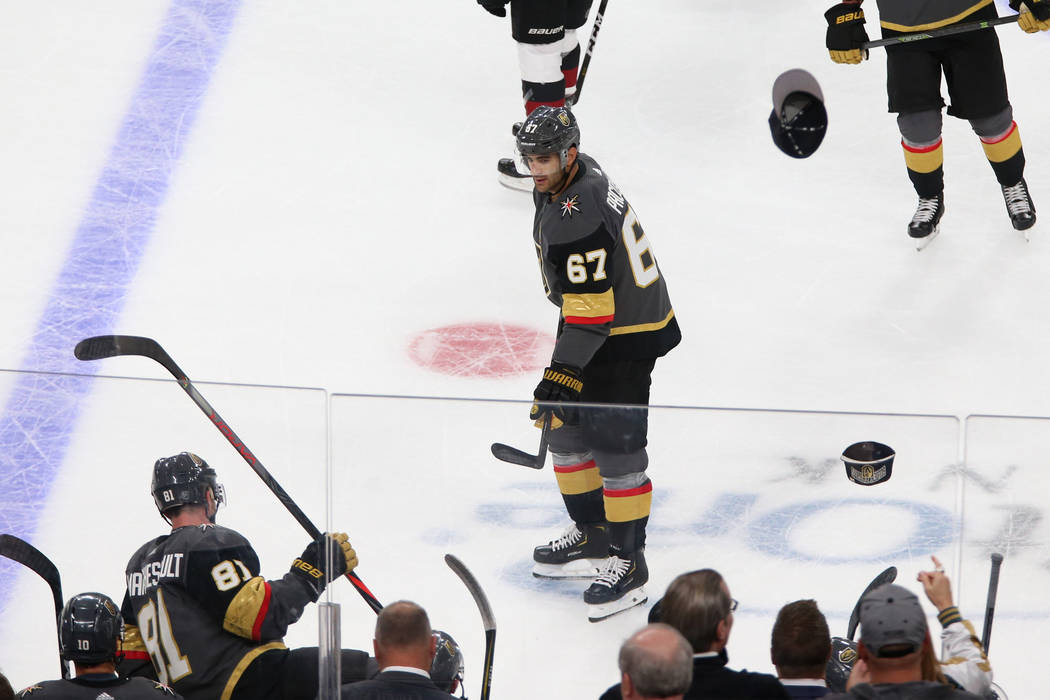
top-left (1, 1), bottom-right (1048, 697)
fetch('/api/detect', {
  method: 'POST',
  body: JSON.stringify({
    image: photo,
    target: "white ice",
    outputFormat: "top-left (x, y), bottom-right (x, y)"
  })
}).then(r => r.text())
top-left (0, 2), bottom-right (1048, 698)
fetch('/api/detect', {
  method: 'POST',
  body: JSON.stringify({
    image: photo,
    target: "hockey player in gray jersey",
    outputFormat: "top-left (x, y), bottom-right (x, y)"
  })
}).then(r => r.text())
top-left (121, 452), bottom-right (372, 700)
top-left (825, 0), bottom-right (1046, 245)
top-left (17, 592), bottom-right (181, 700)
top-left (515, 106), bottom-right (681, 621)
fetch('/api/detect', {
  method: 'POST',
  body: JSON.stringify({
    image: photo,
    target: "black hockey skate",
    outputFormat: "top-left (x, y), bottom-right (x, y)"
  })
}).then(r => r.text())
top-left (532, 522), bottom-right (609, 580)
top-left (584, 550), bottom-right (648, 622)
top-left (1001, 179), bottom-right (1036, 233)
top-left (908, 194), bottom-right (944, 250)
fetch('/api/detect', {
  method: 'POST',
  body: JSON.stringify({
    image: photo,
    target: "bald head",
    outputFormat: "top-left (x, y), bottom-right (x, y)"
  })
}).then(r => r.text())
top-left (373, 600), bottom-right (436, 672)
top-left (619, 623), bottom-right (694, 700)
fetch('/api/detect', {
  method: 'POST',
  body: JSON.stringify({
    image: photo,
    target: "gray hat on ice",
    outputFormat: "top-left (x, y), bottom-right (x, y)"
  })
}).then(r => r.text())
top-left (768, 68), bottom-right (827, 159)
top-left (859, 584), bottom-right (928, 657)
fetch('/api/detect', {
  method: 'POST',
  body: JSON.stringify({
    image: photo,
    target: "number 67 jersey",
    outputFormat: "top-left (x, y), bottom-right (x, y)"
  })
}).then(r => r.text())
top-left (121, 524), bottom-right (314, 700)
top-left (532, 153), bottom-right (681, 369)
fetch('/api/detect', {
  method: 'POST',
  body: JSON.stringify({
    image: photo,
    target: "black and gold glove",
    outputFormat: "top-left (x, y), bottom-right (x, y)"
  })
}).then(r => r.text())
top-left (1012, 0), bottom-right (1050, 32)
top-left (290, 532), bottom-right (357, 598)
top-left (825, 2), bottom-right (869, 64)
top-left (531, 363), bottom-right (583, 429)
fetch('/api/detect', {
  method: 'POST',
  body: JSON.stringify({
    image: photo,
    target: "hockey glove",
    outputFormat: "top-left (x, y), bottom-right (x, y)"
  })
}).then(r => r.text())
top-left (477, 0), bottom-right (510, 18)
top-left (290, 532), bottom-right (357, 598)
top-left (825, 2), bottom-right (869, 64)
top-left (1012, 0), bottom-right (1050, 32)
top-left (531, 363), bottom-right (583, 429)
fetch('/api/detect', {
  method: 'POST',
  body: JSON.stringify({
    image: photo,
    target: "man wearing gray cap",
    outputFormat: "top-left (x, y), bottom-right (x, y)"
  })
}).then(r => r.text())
top-left (824, 584), bottom-right (981, 699)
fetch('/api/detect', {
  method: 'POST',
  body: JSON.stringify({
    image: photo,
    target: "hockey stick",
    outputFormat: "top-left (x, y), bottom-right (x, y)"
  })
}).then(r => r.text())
top-left (490, 416), bottom-right (549, 469)
top-left (863, 15), bottom-right (1017, 49)
top-left (567, 0), bottom-right (608, 107)
top-left (981, 552), bottom-right (1004, 653)
top-left (73, 335), bottom-right (384, 615)
top-left (445, 554), bottom-right (496, 700)
top-left (847, 565), bottom-right (898, 641)
top-left (0, 534), bottom-right (67, 678)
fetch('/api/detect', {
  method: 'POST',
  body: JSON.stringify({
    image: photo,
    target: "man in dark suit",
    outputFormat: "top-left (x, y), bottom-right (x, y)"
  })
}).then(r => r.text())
top-left (770, 600), bottom-right (831, 698)
top-left (602, 569), bottom-right (789, 700)
top-left (341, 601), bottom-right (454, 699)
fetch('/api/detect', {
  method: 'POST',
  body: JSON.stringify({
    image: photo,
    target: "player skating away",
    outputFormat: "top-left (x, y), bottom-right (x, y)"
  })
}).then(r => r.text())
top-left (517, 106), bottom-right (681, 621)
top-left (825, 0), bottom-right (1047, 247)
top-left (476, 0), bottom-right (594, 189)
top-left (18, 592), bottom-right (182, 699)
top-left (120, 452), bottom-right (371, 700)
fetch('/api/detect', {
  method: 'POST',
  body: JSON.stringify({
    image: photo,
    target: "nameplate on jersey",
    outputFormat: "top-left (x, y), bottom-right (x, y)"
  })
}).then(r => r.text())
top-left (128, 553), bottom-right (185, 595)
top-left (606, 181), bottom-right (625, 215)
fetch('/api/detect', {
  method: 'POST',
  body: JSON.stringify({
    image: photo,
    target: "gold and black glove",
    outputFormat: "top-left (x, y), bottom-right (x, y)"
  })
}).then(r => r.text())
top-left (290, 532), bottom-right (357, 598)
top-left (530, 363), bottom-right (583, 430)
top-left (1012, 0), bottom-right (1050, 32)
top-left (825, 2), bottom-right (869, 64)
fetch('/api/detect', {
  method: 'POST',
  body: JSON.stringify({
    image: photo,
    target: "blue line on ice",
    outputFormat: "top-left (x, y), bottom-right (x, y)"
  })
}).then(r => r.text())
top-left (0, 0), bottom-right (241, 609)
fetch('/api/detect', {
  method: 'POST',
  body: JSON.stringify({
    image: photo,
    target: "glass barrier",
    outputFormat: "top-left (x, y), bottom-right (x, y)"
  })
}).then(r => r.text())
top-left (4, 371), bottom-right (1043, 699)
top-left (962, 414), bottom-right (1050, 695)
top-left (328, 394), bottom-right (969, 698)
top-left (0, 369), bottom-right (328, 688)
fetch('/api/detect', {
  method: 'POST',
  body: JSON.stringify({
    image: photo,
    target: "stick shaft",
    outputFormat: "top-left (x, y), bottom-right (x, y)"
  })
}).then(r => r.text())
top-left (982, 553), bottom-right (1004, 653)
top-left (74, 336), bottom-right (383, 614)
top-left (863, 15), bottom-right (1017, 49)
top-left (567, 0), bottom-right (609, 106)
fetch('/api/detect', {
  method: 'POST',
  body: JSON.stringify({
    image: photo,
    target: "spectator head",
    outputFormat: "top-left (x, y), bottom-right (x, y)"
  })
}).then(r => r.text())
top-left (0, 670), bottom-right (14, 700)
top-left (373, 600), bottom-right (436, 673)
top-left (770, 599), bottom-right (831, 679)
top-left (658, 569), bottom-right (734, 653)
top-left (619, 623), bottom-right (694, 700)
top-left (857, 584), bottom-right (930, 682)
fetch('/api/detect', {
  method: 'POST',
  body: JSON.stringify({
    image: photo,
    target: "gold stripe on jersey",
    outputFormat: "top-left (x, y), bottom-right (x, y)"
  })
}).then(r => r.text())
top-left (555, 461), bottom-right (603, 495)
top-left (123, 623), bottom-right (148, 654)
top-left (880, 0), bottom-right (992, 31)
top-left (609, 309), bottom-right (675, 336)
top-left (562, 289), bottom-right (615, 321)
top-left (903, 141), bottom-right (943, 174)
top-left (223, 576), bottom-right (268, 639)
top-left (221, 642), bottom-right (287, 700)
top-left (981, 123), bottom-right (1021, 163)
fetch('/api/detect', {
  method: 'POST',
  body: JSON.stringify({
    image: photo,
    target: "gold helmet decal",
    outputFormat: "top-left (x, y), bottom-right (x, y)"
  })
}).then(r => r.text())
top-left (558, 112), bottom-right (571, 127)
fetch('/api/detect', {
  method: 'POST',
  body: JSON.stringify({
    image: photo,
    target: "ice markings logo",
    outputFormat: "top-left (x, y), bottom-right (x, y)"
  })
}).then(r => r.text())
top-left (560, 194), bottom-right (581, 218)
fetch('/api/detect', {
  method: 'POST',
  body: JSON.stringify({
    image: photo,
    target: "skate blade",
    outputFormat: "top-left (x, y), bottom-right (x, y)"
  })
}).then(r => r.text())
top-left (914, 225), bottom-right (940, 251)
top-left (498, 172), bottom-right (535, 192)
top-left (587, 587), bottom-right (648, 623)
top-left (532, 558), bottom-right (606, 580)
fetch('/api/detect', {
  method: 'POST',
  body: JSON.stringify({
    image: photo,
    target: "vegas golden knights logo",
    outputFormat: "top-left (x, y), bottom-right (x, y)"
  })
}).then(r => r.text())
top-left (558, 112), bottom-right (571, 126)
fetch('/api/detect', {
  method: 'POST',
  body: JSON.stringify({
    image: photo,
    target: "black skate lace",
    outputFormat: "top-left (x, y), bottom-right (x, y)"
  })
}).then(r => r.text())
top-left (550, 524), bottom-right (583, 552)
top-left (593, 556), bottom-right (630, 587)
top-left (912, 197), bottom-right (940, 223)
top-left (1003, 182), bottom-right (1032, 216)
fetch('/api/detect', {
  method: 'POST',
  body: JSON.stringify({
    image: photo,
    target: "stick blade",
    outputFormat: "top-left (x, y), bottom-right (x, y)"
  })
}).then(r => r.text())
top-left (490, 443), bottom-right (543, 469)
top-left (847, 565), bottom-right (897, 640)
top-left (445, 553), bottom-right (495, 631)
top-left (0, 534), bottom-right (63, 614)
top-left (74, 335), bottom-right (160, 362)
